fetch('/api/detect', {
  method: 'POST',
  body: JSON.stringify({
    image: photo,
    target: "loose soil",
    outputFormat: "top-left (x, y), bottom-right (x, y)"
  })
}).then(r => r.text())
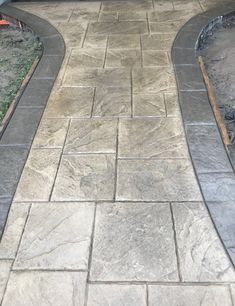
top-left (0, 22), bottom-right (42, 122)
top-left (198, 16), bottom-right (235, 143)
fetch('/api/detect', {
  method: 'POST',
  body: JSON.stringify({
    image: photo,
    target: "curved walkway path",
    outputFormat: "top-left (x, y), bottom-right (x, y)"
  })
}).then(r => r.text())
top-left (0, 1), bottom-right (235, 305)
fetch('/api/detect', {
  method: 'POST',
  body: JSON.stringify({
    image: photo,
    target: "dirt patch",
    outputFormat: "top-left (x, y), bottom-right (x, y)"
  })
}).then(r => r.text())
top-left (198, 15), bottom-right (235, 143)
top-left (0, 21), bottom-right (42, 122)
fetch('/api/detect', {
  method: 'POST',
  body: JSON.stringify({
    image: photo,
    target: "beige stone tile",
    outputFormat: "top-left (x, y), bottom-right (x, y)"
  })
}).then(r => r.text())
top-left (133, 93), bottom-right (165, 117)
top-left (44, 87), bottom-right (94, 119)
top-left (2, 271), bottom-right (87, 306)
top-left (143, 50), bottom-right (169, 66)
top-left (52, 154), bottom-right (115, 201)
top-left (99, 11), bottom-right (118, 21)
top-left (14, 149), bottom-right (61, 202)
top-left (231, 285), bottom-right (235, 304)
top-left (0, 260), bottom-right (12, 303)
top-left (141, 33), bottom-right (175, 50)
top-left (64, 119), bottom-right (117, 154)
top-left (118, 11), bottom-right (147, 21)
top-left (33, 119), bottom-right (69, 149)
top-left (83, 35), bottom-right (108, 49)
top-left (67, 48), bottom-right (106, 68)
top-left (153, 0), bottom-right (174, 11)
top-left (173, 0), bottom-right (202, 11)
top-left (102, 0), bottom-right (153, 12)
top-left (148, 9), bottom-right (198, 22)
top-left (132, 67), bottom-right (176, 94)
top-left (58, 31), bottom-right (84, 49)
top-left (118, 118), bottom-right (187, 158)
top-left (105, 49), bottom-right (141, 68)
top-left (58, 22), bottom-right (87, 34)
top-left (90, 202), bottom-right (178, 281)
top-left (0, 203), bottom-right (30, 259)
top-left (165, 92), bottom-right (180, 117)
top-left (69, 10), bottom-right (99, 23)
top-left (93, 87), bottom-right (131, 117)
top-left (87, 21), bottom-right (148, 35)
top-left (14, 202), bottom-right (95, 270)
top-left (37, 9), bottom-right (73, 23)
top-left (150, 20), bottom-right (185, 33)
top-left (172, 202), bottom-right (235, 282)
top-left (57, 1), bottom-right (100, 11)
top-left (148, 285), bottom-right (233, 306)
top-left (116, 159), bottom-right (202, 201)
top-left (87, 284), bottom-right (146, 306)
top-left (108, 34), bottom-right (140, 49)
top-left (63, 68), bottom-right (130, 87)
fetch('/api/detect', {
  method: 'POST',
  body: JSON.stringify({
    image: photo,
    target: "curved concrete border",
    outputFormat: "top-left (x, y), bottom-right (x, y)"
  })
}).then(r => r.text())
top-left (0, 4), bottom-right (65, 237)
top-left (172, 2), bottom-right (235, 265)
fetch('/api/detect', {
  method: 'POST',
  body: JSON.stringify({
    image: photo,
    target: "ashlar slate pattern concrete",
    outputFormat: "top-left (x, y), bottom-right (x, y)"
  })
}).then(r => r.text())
top-left (1, 1), bottom-right (235, 305)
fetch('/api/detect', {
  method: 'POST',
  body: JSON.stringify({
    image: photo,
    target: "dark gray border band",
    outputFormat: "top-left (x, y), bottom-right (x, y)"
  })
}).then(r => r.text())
top-left (0, 4), bottom-right (65, 238)
top-left (172, 2), bottom-right (235, 265)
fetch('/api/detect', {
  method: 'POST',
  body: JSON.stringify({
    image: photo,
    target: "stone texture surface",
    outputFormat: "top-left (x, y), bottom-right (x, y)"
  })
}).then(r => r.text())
top-left (33, 119), bottom-right (69, 148)
top-left (87, 284), bottom-right (146, 306)
top-left (2, 272), bottom-right (87, 306)
top-left (93, 87), bottom-right (131, 117)
top-left (133, 67), bottom-right (176, 94)
top-left (118, 118), bottom-right (187, 158)
top-left (64, 119), bottom-right (117, 154)
top-left (4, 1), bottom-right (235, 304)
top-left (172, 202), bottom-right (235, 281)
top-left (199, 172), bottom-right (235, 202)
top-left (116, 159), bottom-right (202, 201)
top-left (207, 201), bottom-right (235, 263)
top-left (148, 285), bottom-right (233, 306)
top-left (90, 202), bottom-right (178, 281)
top-left (0, 260), bottom-right (12, 303)
top-left (14, 149), bottom-right (61, 202)
top-left (186, 125), bottom-right (232, 173)
top-left (0, 203), bottom-right (30, 259)
top-left (52, 154), bottom-right (115, 201)
top-left (14, 202), bottom-right (94, 270)
top-left (44, 87), bottom-right (94, 119)
top-left (133, 93), bottom-right (165, 117)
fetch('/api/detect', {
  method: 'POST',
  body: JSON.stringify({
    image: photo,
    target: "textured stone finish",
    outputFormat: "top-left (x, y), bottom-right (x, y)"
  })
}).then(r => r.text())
top-left (108, 34), bottom-right (140, 49)
top-left (172, 202), bottom-right (235, 281)
top-left (118, 118), bottom-right (187, 158)
top-left (0, 203), bottom-right (30, 259)
top-left (52, 154), bottom-right (115, 201)
top-left (116, 159), bottom-right (202, 201)
top-left (87, 284), bottom-right (146, 306)
top-left (105, 49), bottom-right (141, 68)
top-left (0, 260), bottom-right (12, 303)
top-left (67, 48), bottom-right (105, 68)
top-left (148, 285), bottom-right (233, 306)
top-left (199, 172), bottom-right (235, 202)
top-left (64, 119), bottom-right (117, 154)
top-left (14, 203), bottom-right (95, 270)
top-left (14, 149), bottom-right (61, 202)
top-left (186, 125), bottom-right (232, 173)
top-left (33, 119), bottom-right (69, 148)
top-left (133, 94), bottom-right (165, 117)
top-left (88, 21), bottom-right (148, 35)
top-left (63, 68), bottom-right (130, 88)
top-left (93, 87), bottom-right (131, 117)
top-left (2, 272), bottom-right (87, 306)
top-left (44, 87), bottom-right (94, 119)
top-left (133, 67), bottom-right (176, 94)
top-left (90, 202), bottom-right (178, 281)
top-left (141, 33), bottom-right (175, 50)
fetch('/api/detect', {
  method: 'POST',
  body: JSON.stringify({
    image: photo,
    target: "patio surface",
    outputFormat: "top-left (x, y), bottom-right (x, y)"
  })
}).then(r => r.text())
top-left (0, 0), bottom-right (235, 305)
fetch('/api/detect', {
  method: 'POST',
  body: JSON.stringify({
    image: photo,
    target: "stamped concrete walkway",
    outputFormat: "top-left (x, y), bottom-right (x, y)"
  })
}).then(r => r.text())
top-left (0, 0), bottom-right (235, 305)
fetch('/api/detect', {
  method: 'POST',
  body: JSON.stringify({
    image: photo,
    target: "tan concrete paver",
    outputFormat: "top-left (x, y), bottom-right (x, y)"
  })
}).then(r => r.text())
top-left (2, 0), bottom-right (235, 304)
top-left (2, 271), bottom-right (87, 306)
top-left (148, 285), bottom-right (233, 306)
top-left (87, 284), bottom-right (146, 306)
top-left (14, 202), bottom-right (95, 270)
top-left (90, 202), bottom-right (178, 281)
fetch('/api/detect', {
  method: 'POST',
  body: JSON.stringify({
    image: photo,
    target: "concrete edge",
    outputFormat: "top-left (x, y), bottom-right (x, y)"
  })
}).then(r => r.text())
top-left (172, 1), bottom-right (235, 265)
top-left (0, 4), bottom-right (65, 238)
